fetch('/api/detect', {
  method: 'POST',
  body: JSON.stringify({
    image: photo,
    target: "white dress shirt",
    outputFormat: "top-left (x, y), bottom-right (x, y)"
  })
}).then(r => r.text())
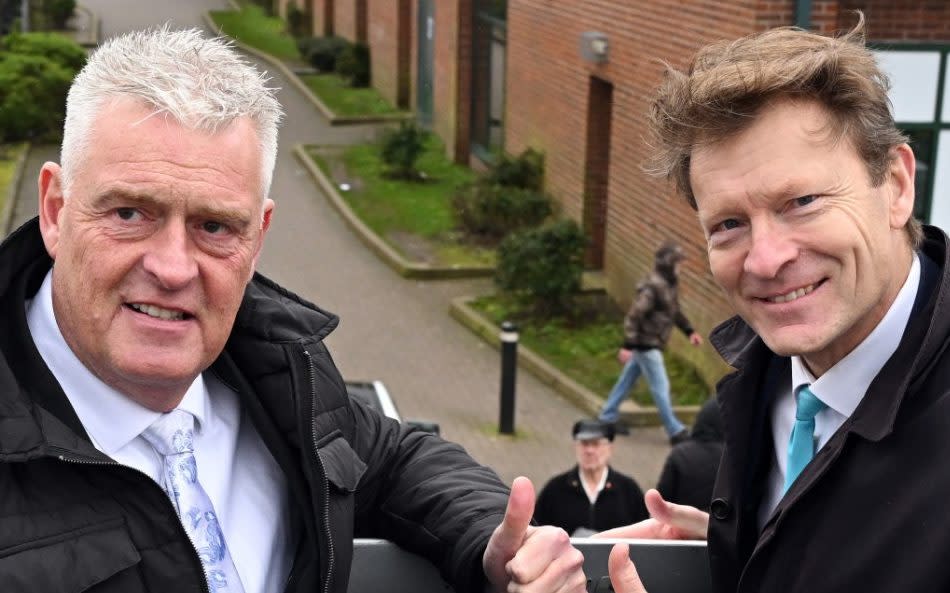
top-left (758, 254), bottom-right (921, 528)
top-left (580, 466), bottom-right (609, 504)
top-left (27, 271), bottom-right (294, 593)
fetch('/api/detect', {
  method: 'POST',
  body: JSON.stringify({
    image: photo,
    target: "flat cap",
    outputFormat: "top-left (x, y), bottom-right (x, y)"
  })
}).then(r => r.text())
top-left (572, 419), bottom-right (615, 442)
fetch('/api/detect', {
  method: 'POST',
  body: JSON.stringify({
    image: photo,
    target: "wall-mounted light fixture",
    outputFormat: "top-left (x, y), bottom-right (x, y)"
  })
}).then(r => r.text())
top-left (580, 31), bottom-right (609, 64)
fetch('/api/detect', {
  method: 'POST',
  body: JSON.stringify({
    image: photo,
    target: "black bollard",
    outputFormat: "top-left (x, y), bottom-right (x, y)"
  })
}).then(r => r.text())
top-left (498, 321), bottom-right (518, 435)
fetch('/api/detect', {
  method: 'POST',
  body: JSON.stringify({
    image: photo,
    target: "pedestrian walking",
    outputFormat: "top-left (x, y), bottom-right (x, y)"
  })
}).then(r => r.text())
top-left (599, 241), bottom-right (704, 444)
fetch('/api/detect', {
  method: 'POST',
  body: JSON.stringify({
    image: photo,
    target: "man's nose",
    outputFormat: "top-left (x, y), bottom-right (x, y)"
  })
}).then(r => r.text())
top-left (142, 223), bottom-right (199, 289)
top-left (743, 222), bottom-right (799, 279)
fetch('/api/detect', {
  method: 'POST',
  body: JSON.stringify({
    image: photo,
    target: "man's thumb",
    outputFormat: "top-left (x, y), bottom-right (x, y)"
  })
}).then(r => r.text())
top-left (609, 543), bottom-right (648, 593)
top-left (496, 476), bottom-right (535, 551)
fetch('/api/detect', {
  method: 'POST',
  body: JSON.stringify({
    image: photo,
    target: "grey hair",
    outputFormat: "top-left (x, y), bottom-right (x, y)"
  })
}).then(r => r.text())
top-left (61, 26), bottom-right (283, 199)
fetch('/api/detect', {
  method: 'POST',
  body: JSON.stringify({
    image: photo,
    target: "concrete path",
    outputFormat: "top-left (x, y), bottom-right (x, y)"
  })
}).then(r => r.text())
top-left (8, 0), bottom-right (673, 491)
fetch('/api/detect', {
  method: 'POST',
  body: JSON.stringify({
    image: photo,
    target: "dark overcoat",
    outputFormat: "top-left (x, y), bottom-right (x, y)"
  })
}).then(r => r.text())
top-left (707, 226), bottom-right (950, 593)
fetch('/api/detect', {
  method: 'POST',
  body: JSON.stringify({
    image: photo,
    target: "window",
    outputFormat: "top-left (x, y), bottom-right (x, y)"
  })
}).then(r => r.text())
top-left (471, 0), bottom-right (507, 160)
top-left (874, 46), bottom-right (950, 229)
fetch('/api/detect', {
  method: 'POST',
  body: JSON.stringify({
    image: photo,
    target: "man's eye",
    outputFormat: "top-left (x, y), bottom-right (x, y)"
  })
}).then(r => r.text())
top-left (202, 221), bottom-right (226, 234)
top-left (116, 207), bottom-right (138, 220)
top-left (794, 195), bottom-right (817, 207)
top-left (716, 219), bottom-right (740, 231)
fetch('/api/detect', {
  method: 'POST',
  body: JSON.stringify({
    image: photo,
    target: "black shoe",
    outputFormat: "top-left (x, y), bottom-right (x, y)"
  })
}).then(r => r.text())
top-left (669, 428), bottom-right (690, 445)
top-left (610, 422), bottom-right (630, 436)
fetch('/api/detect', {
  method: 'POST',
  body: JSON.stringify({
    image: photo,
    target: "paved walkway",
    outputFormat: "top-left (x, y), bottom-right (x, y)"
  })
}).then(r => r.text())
top-left (8, 0), bottom-right (673, 490)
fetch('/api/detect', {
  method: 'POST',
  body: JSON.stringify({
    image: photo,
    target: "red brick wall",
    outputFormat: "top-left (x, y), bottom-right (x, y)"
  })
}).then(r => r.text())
top-left (367, 0), bottom-right (410, 108)
top-left (335, 0), bottom-right (367, 43)
top-left (839, 0), bottom-right (950, 41)
top-left (310, 0), bottom-right (334, 36)
top-left (505, 0), bottom-right (788, 339)
top-left (418, 0), bottom-right (471, 164)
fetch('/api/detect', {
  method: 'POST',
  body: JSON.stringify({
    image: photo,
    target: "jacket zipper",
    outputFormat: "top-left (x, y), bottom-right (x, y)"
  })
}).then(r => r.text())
top-left (303, 348), bottom-right (335, 593)
top-left (56, 452), bottom-right (211, 593)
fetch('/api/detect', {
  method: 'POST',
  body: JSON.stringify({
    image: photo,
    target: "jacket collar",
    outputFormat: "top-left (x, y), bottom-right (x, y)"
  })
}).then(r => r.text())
top-left (709, 225), bottom-right (950, 443)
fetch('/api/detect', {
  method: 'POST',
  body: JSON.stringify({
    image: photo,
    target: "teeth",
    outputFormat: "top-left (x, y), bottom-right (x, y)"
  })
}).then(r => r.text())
top-left (768, 284), bottom-right (816, 304)
top-left (130, 303), bottom-right (185, 320)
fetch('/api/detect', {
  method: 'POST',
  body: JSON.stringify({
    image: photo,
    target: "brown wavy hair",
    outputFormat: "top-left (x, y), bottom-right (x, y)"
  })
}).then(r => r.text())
top-left (647, 13), bottom-right (922, 247)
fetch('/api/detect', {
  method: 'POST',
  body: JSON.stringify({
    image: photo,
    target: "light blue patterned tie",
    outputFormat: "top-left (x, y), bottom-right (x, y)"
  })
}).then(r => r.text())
top-left (784, 385), bottom-right (827, 493)
top-left (143, 410), bottom-right (245, 593)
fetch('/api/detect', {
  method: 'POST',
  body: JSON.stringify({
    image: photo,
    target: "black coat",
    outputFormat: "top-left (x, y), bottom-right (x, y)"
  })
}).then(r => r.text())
top-left (0, 219), bottom-right (509, 593)
top-left (656, 398), bottom-right (723, 510)
top-left (534, 466), bottom-right (648, 535)
top-left (706, 225), bottom-right (950, 593)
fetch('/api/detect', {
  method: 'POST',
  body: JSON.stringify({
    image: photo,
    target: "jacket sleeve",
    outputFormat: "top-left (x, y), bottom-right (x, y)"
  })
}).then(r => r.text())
top-left (533, 479), bottom-right (555, 527)
top-left (674, 310), bottom-right (695, 337)
top-left (348, 399), bottom-right (509, 593)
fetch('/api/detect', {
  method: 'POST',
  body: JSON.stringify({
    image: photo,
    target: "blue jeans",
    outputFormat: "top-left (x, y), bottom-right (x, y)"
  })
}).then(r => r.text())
top-left (598, 348), bottom-right (685, 437)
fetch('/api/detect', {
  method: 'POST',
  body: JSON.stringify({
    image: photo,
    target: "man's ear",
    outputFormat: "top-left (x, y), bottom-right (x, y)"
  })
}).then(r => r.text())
top-left (887, 143), bottom-right (916, 230)
top-left (38, 163), bottom-right (66, 260)
top-left (248, 198), bottom-right (274, 282)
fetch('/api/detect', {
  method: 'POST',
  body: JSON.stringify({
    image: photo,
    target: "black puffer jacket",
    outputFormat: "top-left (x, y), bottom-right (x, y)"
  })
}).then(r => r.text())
top-left (655, 398), bottom-right (724, 510)
top-left (0, 218), bottom-right (509, 593)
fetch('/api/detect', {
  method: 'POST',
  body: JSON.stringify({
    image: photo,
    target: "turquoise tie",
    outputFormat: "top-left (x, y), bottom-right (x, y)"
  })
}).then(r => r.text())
top-left (784, 385), bottom-right (827, 493)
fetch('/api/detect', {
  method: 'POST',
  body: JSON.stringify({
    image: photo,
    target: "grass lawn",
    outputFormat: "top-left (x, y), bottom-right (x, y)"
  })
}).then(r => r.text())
top-left (470, 294), bottom-right (712, 407)
top-left (210, 5), bottom-right (300, 61)
top-left (0, 143), bottom-right (28, 216)
top-left (300, 73), bottom-right (402, 117)
top-left (306, 137), bottom-right (494, 267)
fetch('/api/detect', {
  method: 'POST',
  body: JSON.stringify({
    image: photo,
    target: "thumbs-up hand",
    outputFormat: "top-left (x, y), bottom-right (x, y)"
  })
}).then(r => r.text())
top-left (608, 543), bottom-right (649, 593)
top-left (482, 476), bottom-right (587, 592)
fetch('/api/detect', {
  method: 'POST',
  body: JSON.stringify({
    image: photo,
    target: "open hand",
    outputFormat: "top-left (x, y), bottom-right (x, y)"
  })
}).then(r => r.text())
top-left (593, 489), bottom-right (708, 540)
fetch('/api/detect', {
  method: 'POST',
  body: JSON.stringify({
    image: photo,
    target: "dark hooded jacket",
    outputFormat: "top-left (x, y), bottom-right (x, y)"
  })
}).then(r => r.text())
top-left (655, 398), bottom-right (724, 510)
top-left (0, 218), bottom-right (509, 593)
top-left (622, 243), bottom-right (695, 351)
top-left (706, 226), bottom-right (950, 593)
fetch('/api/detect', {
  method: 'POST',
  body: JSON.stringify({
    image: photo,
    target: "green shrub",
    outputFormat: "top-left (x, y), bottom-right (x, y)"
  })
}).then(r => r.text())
top-left (1, 31), bottom-right (86, 70)
top-left (495, 219), bottom-right (587, 314)
top-left (336, 42), bottom-right (370, 87)
top-left (40, 0), bottom-right (76, 29)
top-left (0, 52), bottom-right (74, 141)
top-left (452, 147), bottom-right (552, 240)
top-left (297, 35), bottom-right (348, 72)
top-left (485, 148), bottom-right (544, 190)
top-left (380, 121), bottom-right (427, 179)
top-left (452, 183), bottom-right (552, 240)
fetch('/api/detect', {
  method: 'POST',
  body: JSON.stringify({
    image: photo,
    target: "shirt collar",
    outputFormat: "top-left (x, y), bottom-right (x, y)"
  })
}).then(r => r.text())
top-left (791, 253), bottom-right (921, 417)
top-left (26, 270), bottom-right (211, 455)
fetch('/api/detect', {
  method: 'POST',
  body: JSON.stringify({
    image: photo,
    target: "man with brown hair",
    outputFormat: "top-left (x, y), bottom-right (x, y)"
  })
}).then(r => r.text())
top-left (603, 14), bottom-right (950, 593)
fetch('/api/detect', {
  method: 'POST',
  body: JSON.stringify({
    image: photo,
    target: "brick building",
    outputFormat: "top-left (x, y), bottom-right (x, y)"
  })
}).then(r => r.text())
top-left (296, 0), bottom-right (950, 376)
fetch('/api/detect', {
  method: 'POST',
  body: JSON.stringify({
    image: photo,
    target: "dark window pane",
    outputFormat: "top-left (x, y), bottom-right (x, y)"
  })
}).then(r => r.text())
top-left (904, 128), bottom-right (934, 222)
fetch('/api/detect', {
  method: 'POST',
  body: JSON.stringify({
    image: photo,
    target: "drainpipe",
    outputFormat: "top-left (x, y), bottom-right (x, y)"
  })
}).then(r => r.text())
top-left (794, 0), bottom-right (812, 29)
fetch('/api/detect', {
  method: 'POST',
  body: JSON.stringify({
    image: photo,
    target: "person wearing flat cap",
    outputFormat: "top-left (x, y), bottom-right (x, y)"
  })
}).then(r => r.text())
top-left (533, 419), bottom-right (649, 536)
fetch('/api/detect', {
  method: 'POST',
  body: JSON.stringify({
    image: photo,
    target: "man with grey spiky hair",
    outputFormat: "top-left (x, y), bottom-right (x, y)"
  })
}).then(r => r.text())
top-left (0, 27), bottom-right (586, 593)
